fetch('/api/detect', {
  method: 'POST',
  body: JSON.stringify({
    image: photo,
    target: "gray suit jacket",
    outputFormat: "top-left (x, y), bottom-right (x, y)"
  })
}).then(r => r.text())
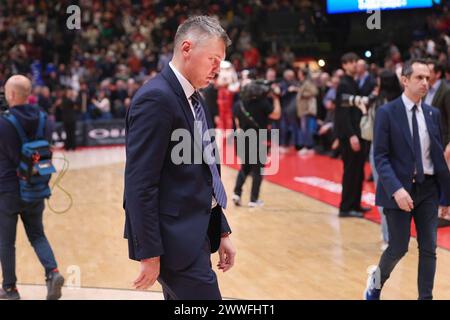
top-left (431, 80), bottom-right (450, 145)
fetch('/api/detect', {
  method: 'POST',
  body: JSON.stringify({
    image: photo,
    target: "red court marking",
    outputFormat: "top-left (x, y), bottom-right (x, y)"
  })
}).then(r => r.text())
top-left (222, 143), bottom-right (450, 251)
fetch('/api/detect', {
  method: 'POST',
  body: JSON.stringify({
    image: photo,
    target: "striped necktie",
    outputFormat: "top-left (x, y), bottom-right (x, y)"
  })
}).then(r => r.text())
top-left (191, 91), bottom-right (227, 209)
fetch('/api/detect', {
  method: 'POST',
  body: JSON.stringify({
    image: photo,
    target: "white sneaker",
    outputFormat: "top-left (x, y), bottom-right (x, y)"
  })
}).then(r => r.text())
top-left (297, 148), bottom-right (309, 156)
top-left (232, 194), bottom-right (241, 206)
top-left (364, 265), bottom-right (381, 300)
top-left (248, 200), bottom-right (264, 208)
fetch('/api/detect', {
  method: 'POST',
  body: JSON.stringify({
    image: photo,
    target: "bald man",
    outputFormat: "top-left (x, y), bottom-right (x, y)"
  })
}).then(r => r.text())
top-left (0, 75), bottom-right (64, 300)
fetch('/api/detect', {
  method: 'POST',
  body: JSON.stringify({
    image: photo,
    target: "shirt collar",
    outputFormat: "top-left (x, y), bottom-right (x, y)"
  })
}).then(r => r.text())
top-left (401, 93), bottom-right (422, 112)
top-left (169, 61), bottom-right (195, 100)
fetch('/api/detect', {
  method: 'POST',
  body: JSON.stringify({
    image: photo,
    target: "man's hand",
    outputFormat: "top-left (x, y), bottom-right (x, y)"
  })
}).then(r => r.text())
top-left (445, 143), bottom-right (450, 166)
top-left (350, 135), bottom-right (361, 152)
top-left (439, 206), bottom-right (450, 219)
top-left (217, 236), bottom-right (236, 273)
top-left (133, 256), bottom-right (160, 290)
top-left (271, 84), bottom-right (281, 96)
top-left (331, 139), bottom-right (339, 150)
top-left (393, 188), bottom-right (414, 212)
top-left (288, 85), bottom-right (298, 92)
top-left (319, 123), bottom-right (332, 135)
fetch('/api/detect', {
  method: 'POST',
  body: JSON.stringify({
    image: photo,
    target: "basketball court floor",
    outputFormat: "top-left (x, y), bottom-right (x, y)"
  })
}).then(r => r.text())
top-left (3, 143), bottom-right (450, 300)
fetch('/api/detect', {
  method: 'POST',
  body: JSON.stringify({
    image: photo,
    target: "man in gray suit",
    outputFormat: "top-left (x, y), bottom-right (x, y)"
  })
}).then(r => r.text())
top-left (426, 60), bottom-right (450, 227)
top-left (426, 60), bottom-right (450, 145)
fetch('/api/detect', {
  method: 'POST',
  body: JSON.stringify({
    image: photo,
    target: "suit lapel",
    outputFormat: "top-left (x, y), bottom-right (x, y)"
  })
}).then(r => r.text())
top-left (160, 65), bottom-right (219, 164)
top-left (396, 97), bottom-right (414, 152)
top-left (160, 65), bottom-right (195, 136)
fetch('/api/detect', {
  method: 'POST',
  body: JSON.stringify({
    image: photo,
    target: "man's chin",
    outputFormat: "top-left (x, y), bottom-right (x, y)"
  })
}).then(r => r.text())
top-left (198, 80), bottom-right (211, 89)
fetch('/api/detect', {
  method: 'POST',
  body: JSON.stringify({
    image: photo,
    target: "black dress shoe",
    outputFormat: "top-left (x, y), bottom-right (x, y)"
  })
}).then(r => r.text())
top-left (0, 287), bottom-right (20, 300)
top-left (355, 206), bottom-right (371, 213)
top-left (339, 210), bottom-right (364, 218)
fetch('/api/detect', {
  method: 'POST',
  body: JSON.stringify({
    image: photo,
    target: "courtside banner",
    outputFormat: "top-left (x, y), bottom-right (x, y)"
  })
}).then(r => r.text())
top-left (83, 119), bottom-right (126, 146)
top-left (52, 121), bottom-right (85, 148)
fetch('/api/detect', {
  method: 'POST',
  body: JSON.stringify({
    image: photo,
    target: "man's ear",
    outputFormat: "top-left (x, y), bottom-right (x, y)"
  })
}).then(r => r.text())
top-left (181, 40), bottom-right (192, 58)
top-left (400, 75), bottom-right (408, 88)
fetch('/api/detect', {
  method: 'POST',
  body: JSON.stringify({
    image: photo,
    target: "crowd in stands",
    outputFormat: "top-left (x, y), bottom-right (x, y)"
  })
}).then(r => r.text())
top-left (1, 0), bottom-right (450, 157)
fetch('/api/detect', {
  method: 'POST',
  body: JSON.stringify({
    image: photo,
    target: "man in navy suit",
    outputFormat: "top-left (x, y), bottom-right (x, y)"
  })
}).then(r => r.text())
top-left (123, 16), bottom-right (236, 300)
top-left (365, 59), bottom-right (450, 300)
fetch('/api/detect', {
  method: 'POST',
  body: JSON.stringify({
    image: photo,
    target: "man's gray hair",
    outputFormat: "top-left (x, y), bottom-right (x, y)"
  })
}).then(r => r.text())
top-left (401, 58), bottom-right (428, 78)
top-left (174, 15), bottom-right (231, 48)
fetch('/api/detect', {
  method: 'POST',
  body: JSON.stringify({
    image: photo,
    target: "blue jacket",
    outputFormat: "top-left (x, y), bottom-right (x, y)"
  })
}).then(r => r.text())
top-left (374, 97), bottom-right (450, 208)
top-left (123, 65), bottom-right (231, 270)
top-left (0, 104), bottom-right (52, 194)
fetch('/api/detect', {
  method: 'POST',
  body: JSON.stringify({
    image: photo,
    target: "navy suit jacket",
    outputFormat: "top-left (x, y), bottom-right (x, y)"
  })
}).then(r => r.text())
top-left (123, 65), bottom-right (231, 270)
top-left (374, 97), bottom-right (450, 209)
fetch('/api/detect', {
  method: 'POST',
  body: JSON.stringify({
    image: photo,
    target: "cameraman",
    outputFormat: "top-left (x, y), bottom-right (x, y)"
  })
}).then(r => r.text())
top-left (0, 75), bottom-right (64, 300)
top-left (231, 80), bottom-right (281, 207)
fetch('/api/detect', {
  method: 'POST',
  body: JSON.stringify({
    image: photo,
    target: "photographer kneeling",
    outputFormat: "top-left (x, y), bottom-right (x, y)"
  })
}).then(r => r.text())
top-left (231, 80), bottom-right (281, 207)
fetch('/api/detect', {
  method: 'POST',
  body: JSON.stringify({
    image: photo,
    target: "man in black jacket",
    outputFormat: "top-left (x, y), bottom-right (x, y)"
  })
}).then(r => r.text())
top-left (335, 52), bottom-right (368, 218)
top-left (0, 75), bottom-right (64, 300)
top-left (60, 88), bottom-right (78, 151)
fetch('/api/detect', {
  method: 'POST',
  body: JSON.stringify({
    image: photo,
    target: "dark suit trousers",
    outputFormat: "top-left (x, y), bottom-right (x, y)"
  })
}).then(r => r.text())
top-left (339, 138), bottom-right (367, 212)
top-left (234, 163), bottom-right (264, 202)
top-left (378, 176), bottom-right (439, 300)
top-left (157, 237), bottom-right (221, 300)
top-left (0, 193), bottom-right (57, 289)
top-left (63, 121), bottom-right (77, 150)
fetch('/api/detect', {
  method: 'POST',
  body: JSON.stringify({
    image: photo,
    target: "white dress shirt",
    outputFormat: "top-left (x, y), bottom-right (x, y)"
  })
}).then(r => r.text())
top-left (401, 93), bottom-right (434, 175)
top-left (169, 61), bottom-right (218, 208)
top-left (169, 61), bottom-right (196, 119)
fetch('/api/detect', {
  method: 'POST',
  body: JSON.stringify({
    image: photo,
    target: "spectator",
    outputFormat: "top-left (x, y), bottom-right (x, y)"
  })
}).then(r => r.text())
top-left (279, 69), bottom-right (300, 152)
top-left (91, 91), bottom-right (111, 120)
top-left (296, 69), bottom-right (318, 156)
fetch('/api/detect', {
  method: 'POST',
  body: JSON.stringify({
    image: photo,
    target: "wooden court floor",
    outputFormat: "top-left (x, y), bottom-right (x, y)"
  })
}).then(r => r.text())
top-left (3, 150), bottom-right (450, 300)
